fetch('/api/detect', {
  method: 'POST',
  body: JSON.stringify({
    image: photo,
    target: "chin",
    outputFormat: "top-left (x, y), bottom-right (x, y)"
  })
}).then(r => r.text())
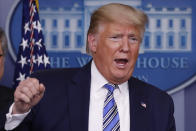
top-left (114, 78), bottom-right (128, 84)
top-left (112, 75), bottom-right (129, 83)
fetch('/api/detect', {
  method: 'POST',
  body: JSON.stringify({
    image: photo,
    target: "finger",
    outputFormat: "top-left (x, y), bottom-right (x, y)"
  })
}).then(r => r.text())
top-left (16, 79), bottom-right (39, 101)
top-left (28, 78), bottom-right (40, 95)
top-left (20, 86), bottom-right (33, 100)
top-left (15, 90), bottom-right (31, 104)
top-left (39, 83), bottom-right (45, 96)
top-left (29, 78), bottom-right (39, 90)
top-left (20, 79), bottom-right (40, 96)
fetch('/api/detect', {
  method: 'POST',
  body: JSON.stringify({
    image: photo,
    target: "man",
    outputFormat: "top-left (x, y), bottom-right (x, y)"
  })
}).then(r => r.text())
top-left (4, 3), bottom-right (175, 131)
top-left (0, 27), bottom-right (14, 129)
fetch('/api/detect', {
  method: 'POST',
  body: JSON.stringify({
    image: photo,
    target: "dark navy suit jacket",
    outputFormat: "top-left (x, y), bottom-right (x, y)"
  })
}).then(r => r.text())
top-left (0, 85), bottom-right (14, 130)
top-left (6, 62), bottom-right (175, 131)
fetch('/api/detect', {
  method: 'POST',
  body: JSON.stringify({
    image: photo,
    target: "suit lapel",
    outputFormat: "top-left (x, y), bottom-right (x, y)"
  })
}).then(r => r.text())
top-left (67, 62), bottom-right (153, 131)
top-left (129, 77), bottom-right (153, 131)
top-left (67, 62), bottom-right (91, 131)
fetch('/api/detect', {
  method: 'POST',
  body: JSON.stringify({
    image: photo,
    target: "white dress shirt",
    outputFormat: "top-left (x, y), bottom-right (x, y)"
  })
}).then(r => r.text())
top-left (5, 61), bottom-right (130, 131)
top-left (5, 104), bottom-right (31, 130)
top-left (89, 61), bottom-right (130, 131)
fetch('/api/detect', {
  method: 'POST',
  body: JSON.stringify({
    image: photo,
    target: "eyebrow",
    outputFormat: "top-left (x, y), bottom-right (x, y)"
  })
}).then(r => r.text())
top-left (110, 34), bottom-right (123, 37)
top-left (111, 31), bottom-right (138, 36)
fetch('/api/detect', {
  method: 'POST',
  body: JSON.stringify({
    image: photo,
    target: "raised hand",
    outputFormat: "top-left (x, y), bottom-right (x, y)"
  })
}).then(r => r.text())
top-left (12, 77), bottom-right (45, 114)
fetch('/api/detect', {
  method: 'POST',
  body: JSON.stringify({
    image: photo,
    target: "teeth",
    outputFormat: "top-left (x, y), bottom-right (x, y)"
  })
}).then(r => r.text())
top-left (115, 59), bottom-right (128, 66)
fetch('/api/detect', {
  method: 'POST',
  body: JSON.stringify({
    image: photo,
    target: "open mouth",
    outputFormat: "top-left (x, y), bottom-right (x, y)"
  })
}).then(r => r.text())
top-left (114, 58), bottom-right (128, 68)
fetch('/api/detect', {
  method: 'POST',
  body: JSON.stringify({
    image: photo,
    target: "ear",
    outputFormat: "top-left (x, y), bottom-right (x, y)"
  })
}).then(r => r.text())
top-left (88, 33), bottom-right (97, 53)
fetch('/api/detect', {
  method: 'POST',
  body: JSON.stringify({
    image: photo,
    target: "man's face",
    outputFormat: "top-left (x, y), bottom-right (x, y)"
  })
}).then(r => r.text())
top-left (88, 22), bottom-right (141, 84)
top-left (0, 43), bottom-right (4, 80)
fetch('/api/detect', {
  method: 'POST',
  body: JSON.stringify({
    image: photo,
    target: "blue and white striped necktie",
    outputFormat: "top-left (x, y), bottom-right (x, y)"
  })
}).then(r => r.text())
top-left (103, 83), bottom-right (120, 131)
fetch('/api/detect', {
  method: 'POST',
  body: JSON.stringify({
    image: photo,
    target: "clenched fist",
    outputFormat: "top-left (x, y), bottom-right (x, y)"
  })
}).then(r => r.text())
top-left (12, 77), bottom-right (45, 114)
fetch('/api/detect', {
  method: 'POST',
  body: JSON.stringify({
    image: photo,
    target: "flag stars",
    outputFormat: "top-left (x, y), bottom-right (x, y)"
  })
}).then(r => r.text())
top-left (16, 72), bottom-right (26, 82)
top-left (14, 0), bottom-right (50, 88)
top-left (33, 4), bottom-right (36, 13)
top-left (43, 55), bottom-right (50, 67)
top-left (20, 38), bottom-right (28, 51)
top-left (32, 55), bottom-right (37, 64)
top-left (18, 55), bottom-right (27, 68)
top-left (37, 55), bottom-right (43, 66)
top-left (24, 22), bottom-right (30, 34)
top-left (33, 21), bottom-right (37, 30)
top-left (35, 39), bottom-right (42, 50)
top-left (37, 21), bottom-right (42, 33)
top-left (28, 55), bottom-right (37, 64)
top-left (32, 21), bottom-right (42, 33)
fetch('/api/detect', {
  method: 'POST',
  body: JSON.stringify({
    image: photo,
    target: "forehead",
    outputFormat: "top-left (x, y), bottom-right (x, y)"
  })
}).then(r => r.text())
top-left (98, 22), bottom-right (140, 36)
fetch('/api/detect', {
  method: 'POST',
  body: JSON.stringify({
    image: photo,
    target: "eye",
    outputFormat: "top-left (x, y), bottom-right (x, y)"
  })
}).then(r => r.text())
top-left (109, 35), bottom-right (122, 41)
top-left (129, 37), bottom-right (139, 44)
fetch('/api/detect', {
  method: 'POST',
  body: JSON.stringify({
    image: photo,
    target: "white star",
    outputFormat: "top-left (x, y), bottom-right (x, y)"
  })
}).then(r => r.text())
top-left (35, 39), bottom-right (42, 50)
top-left (18, 55), bottom-right (27, 68)
top-left (43, 55), bottom-right (50, 67)
top-left (33, 4), bottom-right (36, 13)
top-left (32, 55), bottom-right (37, 64)
top-left (28, 55), bottom-right (37, 64)
top-left (20, 38), bottom-right (28, 51)
top-left (24, 22), bottom-right (30, 34)
top-left (37, 55), bottom-right (43, 66)
top-left (37, 21), bottom-right (42, 33)
top-left (33, 21), bottom-right (37, 30)
top-left (16, 72), bottom-right (26, 82)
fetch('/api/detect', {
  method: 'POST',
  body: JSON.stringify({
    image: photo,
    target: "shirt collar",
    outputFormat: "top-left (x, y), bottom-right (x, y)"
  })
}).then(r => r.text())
top-left (91, 60), bottom-right (128, 93)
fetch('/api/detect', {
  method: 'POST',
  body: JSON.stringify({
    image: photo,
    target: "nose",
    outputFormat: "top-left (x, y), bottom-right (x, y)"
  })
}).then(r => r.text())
top-left (120, 37), bottom-right (130, 53)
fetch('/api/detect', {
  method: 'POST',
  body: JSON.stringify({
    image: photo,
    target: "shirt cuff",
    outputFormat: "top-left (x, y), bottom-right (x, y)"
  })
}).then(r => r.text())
top-left (4, 103), bottom-right (31, 130)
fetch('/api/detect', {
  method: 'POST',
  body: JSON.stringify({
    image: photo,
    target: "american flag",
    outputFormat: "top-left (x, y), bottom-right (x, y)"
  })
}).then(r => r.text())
top-left (13, 0), bottom-right (50, 88)
top-left (141, 102), bottom-right (147, 108)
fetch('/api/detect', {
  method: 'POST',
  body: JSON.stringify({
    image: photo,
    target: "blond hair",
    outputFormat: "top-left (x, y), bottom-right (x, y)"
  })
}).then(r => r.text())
top-left (86, 3), bottom-right (148, 54)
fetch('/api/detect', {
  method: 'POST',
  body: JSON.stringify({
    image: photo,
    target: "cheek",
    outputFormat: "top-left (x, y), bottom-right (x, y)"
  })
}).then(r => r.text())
top-left (0, 63), bottom-right (3, 71)
top-left (0, 58), bottom-right (5, 68)
top-left (99, 44), bottom-right (115, 59)
top-left (106, 44), bottom-right (121, 57)
top-left (131, 45), bottom-right (140, 54)
top-left (133, 50), bottom-right (139, 59)
top-left (0, 63), bottom-right (3, 77)
top-left (130, 47), bottom-right (139, 62)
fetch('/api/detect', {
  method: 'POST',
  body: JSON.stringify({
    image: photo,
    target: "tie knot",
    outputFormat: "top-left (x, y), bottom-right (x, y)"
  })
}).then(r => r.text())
top-left (104, 83), bottom-right (117, 93)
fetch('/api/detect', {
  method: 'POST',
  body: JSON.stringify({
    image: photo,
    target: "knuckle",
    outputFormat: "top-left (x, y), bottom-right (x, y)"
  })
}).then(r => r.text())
top-left (27, 82), bottom-right (34, 89)
top-left (20, 86), bottom-right (30, 95)
top-left (30, 78), bottom-right (39, 85)
top-left (14, 87), bottom-right (22, 97)
top-left (22, 81), bottom-right (34, 90)
top-left (18, 80), bottom-right (26, 86)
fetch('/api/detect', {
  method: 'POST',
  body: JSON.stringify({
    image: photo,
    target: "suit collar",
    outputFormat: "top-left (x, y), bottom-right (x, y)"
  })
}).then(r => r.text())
top-left (68, 61), bottom-right (153, 131)
top-left (128, 77), bottom-right (153, 131)
top-left (68, 61), bottom-right (91, 131)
